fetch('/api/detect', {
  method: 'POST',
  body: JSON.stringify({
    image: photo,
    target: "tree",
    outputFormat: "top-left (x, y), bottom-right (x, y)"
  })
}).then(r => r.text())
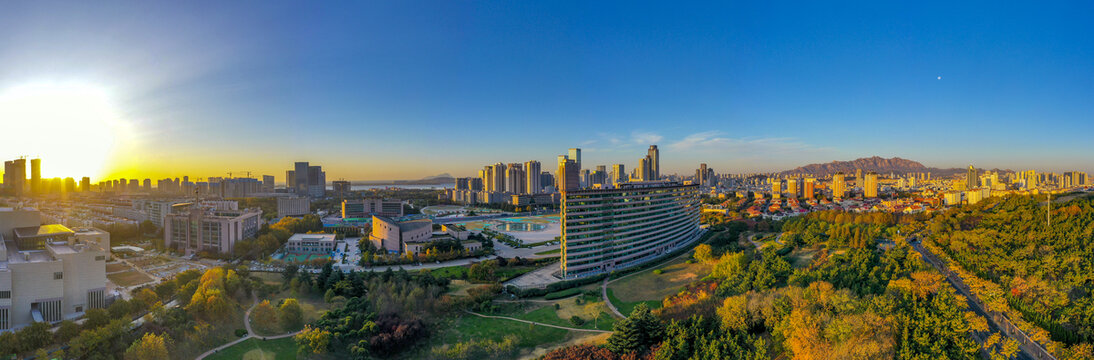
top-left (282, 264), bottom-right (299, 284)
top-left (125, 332), bottom-right (170, 360)
top-left (16, 321), bottom-right (52, 353)
top-left (584, 302), bottom-right (603, 329)
top-left (280, 298), bottom-right (305, 331)
top-left (295, 325), bottom-right (331, 355)
top-left (252, 300), bottom-right (279, 333)
top-left (694, 244), bottom-right (715, 264)
top-left (606, 303), bottom-right (664, 354)
top-left (55, 320), bottom-right (82, 343)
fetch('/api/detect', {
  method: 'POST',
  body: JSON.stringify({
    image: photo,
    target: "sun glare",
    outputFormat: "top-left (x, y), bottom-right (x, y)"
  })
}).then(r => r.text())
top-left (0, 83), bottom-right (127, 180)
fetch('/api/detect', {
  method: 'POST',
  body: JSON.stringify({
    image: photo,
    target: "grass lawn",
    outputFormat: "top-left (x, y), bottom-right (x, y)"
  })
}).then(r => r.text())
top-left (107, 270), bottom-right (153, 287)
top-left (439, 312), bottom-right (571, 349)
top-left (205, 337), bottom-right (299, 360)
top-left (606, 288), bottom-right (661, 317)
top-left (426, 265), bottom-right (468, 279)
top-left (508, 296), bottom-right (616, 331)
top-left (251, 271), bottom-right (285, 285)
top-left (607, 254), bottom-right (711, 307)
top-left (105, 263), bottom-right (131, 273)
top-left (446, 280), bottom-right (487, 296)
top-left (252, 291), bottom-right (332, 336)
top-left (789, 247), bottom-right (820, 268)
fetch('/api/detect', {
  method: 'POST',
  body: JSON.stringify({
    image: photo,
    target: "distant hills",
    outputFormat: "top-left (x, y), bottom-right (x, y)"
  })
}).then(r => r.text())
top-left (781, 156), bottom-right (970, 177)
top-left (353, 174), bottom-right (455, 185)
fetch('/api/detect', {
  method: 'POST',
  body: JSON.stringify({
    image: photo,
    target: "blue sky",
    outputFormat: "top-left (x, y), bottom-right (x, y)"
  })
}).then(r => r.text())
top-left (1, 1), bottom-right (1092, 180)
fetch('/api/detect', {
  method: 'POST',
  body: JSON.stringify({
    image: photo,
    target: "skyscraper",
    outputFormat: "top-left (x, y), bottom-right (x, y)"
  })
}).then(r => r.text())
top-left (4, 159), bottom-right (26, 196)
top-left (832, 173), bottom-right (846, 199)
top-left (506, 163), bottom-right (525, 194)
top-left (611, 164), bottom-right (626, 186)
top-left (558, 158), bottom-right (580, 192)
top-left (966, 165), bottom-right (979, 189)
top-left (30, 158), bottom-right (41, 195)
top-left (804, 178), bottom-right (816, 199)
top-left (647, 145), bottom-right (660, 180)
top-left (286, 170), bottom-right (295, 190)
top-left (639, 157), bottom-right (652, 181)
top-left (568, 148), bottom-right (582, 171)
top-left (864, 172), bottom-right (878, 198)
top-left (262, 175), bottom-right (275, 192)
top-left (491, 163), bottom-right (507, 193)
top-left (771, 178), bottom-right (782, 197)
top-left (525, 160), bottom-right (541, 194)
top-left (294, 162), bottom-right (309, 194)
top-left (787, 178), bottom-right (799, 198)
top-left (81, 177), bottom-right (91, 192)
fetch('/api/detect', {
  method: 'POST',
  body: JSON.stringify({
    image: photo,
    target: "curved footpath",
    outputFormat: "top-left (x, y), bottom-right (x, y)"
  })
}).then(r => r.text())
top-left (462, 310), bottom-right (610, 333)
top-left (195, 298), bottom-right (303, 360)
top-left (600, 238), bottom-right (705, 319)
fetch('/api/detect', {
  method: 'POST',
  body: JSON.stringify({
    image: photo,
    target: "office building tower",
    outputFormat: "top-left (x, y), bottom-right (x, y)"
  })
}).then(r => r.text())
top-left (278, 197), bottom-right (311, 218)
top-left (4, 159), bottom-right (26, 196)
top-left (307, 166), bottom-right (325, 197)
top-left (558, 158), bottom-right (580, 192)
top-left (771, 178), bottom-right (782, 198)
top-left (491, 163), bottom-right (507, 193)
top-left (966, 165), bottom-right (979, 189)
top-left (611, 164), bottom-right (626, 186)
top-left (286, 170), bottom-right (296, 189)
top-left (787, 178), bottom-right (799, 198)
top-left (30, 158), bottom-right (40, 195)
top-left (506, 163), bottom-right (525, 194)
top-left (647, 145), bottom-right (660, 180)
top-left (540, 172), bottom-right (554, 190)
top-left (143, 179), bottom-right (152, 192)
top-left (525, 160), bottom-right (541, 194)
top-left (864, 172), bottom-right (878, 198)
top-left (65, 178), bottom-right (76, 193)
top-left (480, 166), bottom-right (493, 192)
top-left (80, 177), bottom-right (91, 192)
top-left (294, 162), bottom-right (309, 194)
top-left (568, 148), bottom-right (582, 171)
top-left (164, 202), bottom-right (262, 255)
top-left (638, 157), bottom-right (652, 181)
top-left (560, 181), bottom-right (701, 278)
top-left (470, 177), bottom-right (484, 191)
top-left (832, 173), bottom-right (847, 199)
top-left (262, 175), bottom-right (276, 192)
top-left (804, 178), bottom-right (816, 199)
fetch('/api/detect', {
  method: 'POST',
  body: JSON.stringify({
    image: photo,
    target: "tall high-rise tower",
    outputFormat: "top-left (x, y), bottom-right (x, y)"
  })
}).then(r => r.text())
top-left (558, 158), bottom-right (580, 192)
top-left (647, 145), bottom-right (660, 180)
top-left (30, 158), bottom-right (41, 195)
top-left (568, 148), bottom-right (582, 172)
top-left (832, 173), bottom-right (846, 199)
top-left (804, 178), bottom-right (816, 199)
top-left (966, 165), bottom-right (979, 189)
top-left (525, 160), bottom-right (541, 194)
top-left (864, 172), bottom-right (878, 198)
top-left (294, 162), bottom-right (309, 194)
top-left (611, 164), bottom-right (626, 186)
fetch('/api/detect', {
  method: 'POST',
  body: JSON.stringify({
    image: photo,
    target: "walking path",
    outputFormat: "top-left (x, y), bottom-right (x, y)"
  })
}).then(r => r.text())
top-left (600, 240), bottom-right (703, 319)
top-left (462, 310), bottom-right (610, 333)
top-left (195, 297), bottom-right (303, 360)
top-left (912, 241), bottom-right (1050, 360)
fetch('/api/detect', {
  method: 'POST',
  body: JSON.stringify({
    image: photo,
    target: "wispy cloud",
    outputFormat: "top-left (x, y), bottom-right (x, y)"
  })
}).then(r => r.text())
top-left (669, 131), bottom-right (829, 155)
top-left (630, 131), bottom-right (663, 145)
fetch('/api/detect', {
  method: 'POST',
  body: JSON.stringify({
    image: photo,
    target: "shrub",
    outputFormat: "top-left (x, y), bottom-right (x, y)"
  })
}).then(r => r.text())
top-left (569, 316), bottom-right (585, 326)
top-left (235, 328), bottom-right (248, 337)
top-left (555, 303), bottom-right (561, 310)
top-left (653, 269), bottom-right (663, 275)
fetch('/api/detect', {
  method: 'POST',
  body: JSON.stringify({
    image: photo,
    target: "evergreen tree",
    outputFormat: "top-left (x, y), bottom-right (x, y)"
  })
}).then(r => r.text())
top-left (606, 303), bottom-right (664, 354)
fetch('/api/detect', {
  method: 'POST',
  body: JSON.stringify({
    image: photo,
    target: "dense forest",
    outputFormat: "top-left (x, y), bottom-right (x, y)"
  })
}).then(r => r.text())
top-left (926, 194), bottom-right (1094, 356)
top-left (544, 198), bottom-right (1094, 360)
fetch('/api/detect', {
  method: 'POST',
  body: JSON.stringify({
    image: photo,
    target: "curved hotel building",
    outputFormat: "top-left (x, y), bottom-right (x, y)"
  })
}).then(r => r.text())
top-left (560, 181), bottom-right (701, 278)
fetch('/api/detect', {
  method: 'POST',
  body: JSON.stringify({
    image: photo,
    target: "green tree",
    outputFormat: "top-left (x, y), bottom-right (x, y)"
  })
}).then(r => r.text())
top-left (295, 325), bottom-right (331, 355)
top-left (279, 298), bottom-right (305, 331)
top-left (17, 321), bottom-right (52, 353)
top-left (606, 303), bottom-right (664, 354)
top-left (252, 300), bottom-right (279, 333)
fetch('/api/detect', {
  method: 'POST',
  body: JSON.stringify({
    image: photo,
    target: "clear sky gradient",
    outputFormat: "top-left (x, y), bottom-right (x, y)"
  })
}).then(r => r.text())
top-left (1, 1), bottom-right (1092, 181)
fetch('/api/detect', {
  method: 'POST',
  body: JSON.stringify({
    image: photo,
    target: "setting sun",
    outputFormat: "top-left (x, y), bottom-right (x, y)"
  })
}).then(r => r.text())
top-left (0, 82), bottom-right (128, 180)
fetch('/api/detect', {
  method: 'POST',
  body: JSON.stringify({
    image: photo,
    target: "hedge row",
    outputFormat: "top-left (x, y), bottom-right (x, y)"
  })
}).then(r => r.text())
top-left (544, 288), bottom-right (583, 300)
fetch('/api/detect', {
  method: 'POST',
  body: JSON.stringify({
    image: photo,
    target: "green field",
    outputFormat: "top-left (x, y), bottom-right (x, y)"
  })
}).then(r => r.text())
top-left (606, 288), bottom-right (661, 317)
top-left (534, 248), bottom-right (561, 256)
top-left (107, 270), bottom-right (153, 287)
top-left (205, 337), bottom-right (299, 360)
top-left (503, 296), bottom-right (616, 331)
top-left (439, 312), bottom-right (570, 348)
top-left (606, 254), bottom-right (711, 310)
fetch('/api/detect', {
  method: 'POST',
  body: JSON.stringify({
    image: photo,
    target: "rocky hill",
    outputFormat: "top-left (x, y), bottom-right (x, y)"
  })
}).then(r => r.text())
top-left (781, 156), bottom-right (965, 177)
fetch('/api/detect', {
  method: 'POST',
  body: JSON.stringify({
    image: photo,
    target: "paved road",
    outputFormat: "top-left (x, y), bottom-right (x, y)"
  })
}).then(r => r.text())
top-left (462, 310), bottom-right (610, 333)
top-left (911, 241), bottom-right (1049, 360)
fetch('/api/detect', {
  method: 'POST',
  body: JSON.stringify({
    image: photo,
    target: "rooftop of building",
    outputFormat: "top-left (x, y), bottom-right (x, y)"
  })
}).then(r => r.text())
top-left (13, 224), bottom-right (74, 238)
top-left (287, 233), bottom-right (337, 242)
top-left (373, 215), bottom-right (432, 232)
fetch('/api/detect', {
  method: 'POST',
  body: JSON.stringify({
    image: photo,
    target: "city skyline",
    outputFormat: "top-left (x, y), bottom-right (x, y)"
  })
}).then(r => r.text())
top-left (2, 2), bottom-right (1093, 180)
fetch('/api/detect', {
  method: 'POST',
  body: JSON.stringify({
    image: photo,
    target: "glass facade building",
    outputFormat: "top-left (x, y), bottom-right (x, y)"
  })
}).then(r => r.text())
top-left (560, 181), bottom-right (701, 278)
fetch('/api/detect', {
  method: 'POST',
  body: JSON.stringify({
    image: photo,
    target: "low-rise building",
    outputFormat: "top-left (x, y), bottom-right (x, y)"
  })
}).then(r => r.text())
top-left (285, 233), bottom-right (337, 254)
top-left (368, 216), bottom-right (431, 253)
top-left (0, 209), bottom-right (109, 331)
